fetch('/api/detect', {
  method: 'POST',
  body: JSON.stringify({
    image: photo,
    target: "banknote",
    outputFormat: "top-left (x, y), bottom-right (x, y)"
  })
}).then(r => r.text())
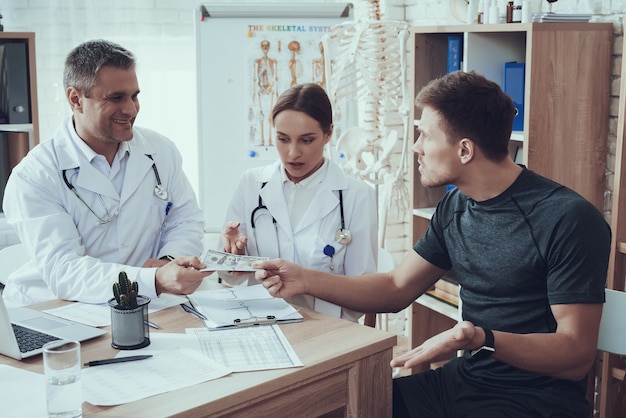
top-left (200, 249), bottom-right (268, 271)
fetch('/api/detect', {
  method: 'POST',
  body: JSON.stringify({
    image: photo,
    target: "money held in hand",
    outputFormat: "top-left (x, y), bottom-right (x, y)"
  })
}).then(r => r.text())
top-left (201, 249), bottom-right (269, 272)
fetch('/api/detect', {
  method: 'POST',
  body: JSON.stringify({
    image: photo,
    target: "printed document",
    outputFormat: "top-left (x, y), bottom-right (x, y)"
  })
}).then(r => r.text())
top-left (82, 348), bottom-right (231, 406)
top-left (189, 324), bottom-right (303, 372)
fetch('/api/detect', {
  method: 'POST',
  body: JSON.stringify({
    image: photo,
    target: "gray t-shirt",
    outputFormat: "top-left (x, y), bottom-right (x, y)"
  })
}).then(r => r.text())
top-left (414, 167), bottom-right (611, 401)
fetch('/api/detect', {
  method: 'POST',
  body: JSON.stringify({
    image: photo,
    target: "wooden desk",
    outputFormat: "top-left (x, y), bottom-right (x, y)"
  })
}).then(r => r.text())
top-left (1, 301), bottom-right (396, 417)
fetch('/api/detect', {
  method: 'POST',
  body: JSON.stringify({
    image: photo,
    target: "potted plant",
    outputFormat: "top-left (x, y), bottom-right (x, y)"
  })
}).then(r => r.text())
top-left (108, 272), bottom-right (151, 350)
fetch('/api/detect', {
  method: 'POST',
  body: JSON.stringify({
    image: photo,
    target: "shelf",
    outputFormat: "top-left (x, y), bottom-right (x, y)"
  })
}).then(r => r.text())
top-left (0, 124), bottom-right (35, 149)
top-left (416, 293), bottom-right (459, 321)
top-left (414, 124), bottom-right (523, 142)
top-left (413, 207), bottom-right (435, 220)
top-left (0, 123), bottom-right (33, 132)
top-left (510, 131), bottom-right (524, 142)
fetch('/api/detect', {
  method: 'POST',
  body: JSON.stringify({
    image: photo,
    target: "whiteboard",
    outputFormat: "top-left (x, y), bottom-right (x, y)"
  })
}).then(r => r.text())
top-left (195, 3), bottom-right (353, 232)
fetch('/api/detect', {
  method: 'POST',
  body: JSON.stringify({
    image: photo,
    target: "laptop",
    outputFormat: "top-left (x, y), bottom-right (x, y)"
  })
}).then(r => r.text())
top-left (0, 296), bottom-right (106, 360)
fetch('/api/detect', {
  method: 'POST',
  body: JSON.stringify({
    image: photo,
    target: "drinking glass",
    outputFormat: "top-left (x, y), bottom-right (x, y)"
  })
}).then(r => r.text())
top-left (43, 340), bottom-right (82, 418)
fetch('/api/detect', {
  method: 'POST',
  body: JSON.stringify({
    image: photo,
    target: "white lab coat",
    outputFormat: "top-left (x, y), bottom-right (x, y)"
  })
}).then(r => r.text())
top-left (220, 159), bottom-right (378, 322)
top-left (2, 116), bottom-right (204, 307)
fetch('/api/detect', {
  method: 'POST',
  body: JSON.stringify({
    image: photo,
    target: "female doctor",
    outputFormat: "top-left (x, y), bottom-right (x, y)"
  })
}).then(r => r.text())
top-left (220, 83), bottom-right (378, 322)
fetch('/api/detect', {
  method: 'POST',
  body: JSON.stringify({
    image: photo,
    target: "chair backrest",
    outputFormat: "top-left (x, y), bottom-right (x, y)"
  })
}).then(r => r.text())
top-left (0, 243), bottom-right (28, 286)
top-left (598, 288), bottom-right (626, 355)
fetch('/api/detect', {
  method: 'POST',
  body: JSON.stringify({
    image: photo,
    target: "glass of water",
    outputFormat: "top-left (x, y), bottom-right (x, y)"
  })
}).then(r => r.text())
top-left (43, 340), bottom-right (82, 418)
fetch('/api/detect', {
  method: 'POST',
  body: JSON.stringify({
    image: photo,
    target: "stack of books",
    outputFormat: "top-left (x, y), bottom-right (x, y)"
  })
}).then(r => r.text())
top-left (532, 12), bottom-right (592, 22)
top-left (426, 278), bottom-right (460, 307)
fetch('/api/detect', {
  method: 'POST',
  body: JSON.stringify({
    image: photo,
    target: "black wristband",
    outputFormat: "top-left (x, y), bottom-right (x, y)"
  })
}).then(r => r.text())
top-left (483, 327), bottom-right (494, 348)
top-left (470, 328), bottom-right (495, 359)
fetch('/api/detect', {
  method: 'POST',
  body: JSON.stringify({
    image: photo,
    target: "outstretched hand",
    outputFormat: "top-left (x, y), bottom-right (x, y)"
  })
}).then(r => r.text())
top-left (155, 256), bottom-right (213, 295)
top-left (254, 258), bottom-right (307, 299)
top-left (222, 221), bottom-right (248, 254)
top-left (390, 321), bottom-right (480, 370)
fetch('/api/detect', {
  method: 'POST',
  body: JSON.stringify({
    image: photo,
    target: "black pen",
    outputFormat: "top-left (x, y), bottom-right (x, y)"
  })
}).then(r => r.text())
top-left (83, 355), bottom-right (153, 367)
top-left (181, 303), bottom-right (208, 320)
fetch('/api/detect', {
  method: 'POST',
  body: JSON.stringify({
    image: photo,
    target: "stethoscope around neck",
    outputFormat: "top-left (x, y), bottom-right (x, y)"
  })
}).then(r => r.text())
top-left (62, 154), bottom-right (167, 224)
top-left (250, 182), bottom-right (352, 258)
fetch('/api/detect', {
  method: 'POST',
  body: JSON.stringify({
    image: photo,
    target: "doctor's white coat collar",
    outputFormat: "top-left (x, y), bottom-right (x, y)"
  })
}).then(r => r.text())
top-left (54, 116), bottom-right (158, 203)
top-left (256, 159), bottom-right (350, 235)
top-left (279, 157), bottom-right (328, 188)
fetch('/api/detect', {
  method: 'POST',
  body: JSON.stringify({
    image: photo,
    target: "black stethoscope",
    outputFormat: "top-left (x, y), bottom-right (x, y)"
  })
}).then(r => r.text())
top-left (250, 182), bottom-right (351, 262)
top-left (62, 154), bottom-right (167, 224)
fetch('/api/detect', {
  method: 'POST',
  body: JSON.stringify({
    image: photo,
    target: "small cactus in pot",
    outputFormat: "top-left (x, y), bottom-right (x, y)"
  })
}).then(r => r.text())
top-left (109, 271), bottom-right (151, 349)
top-left (112, 271), bottom-right (139, 309)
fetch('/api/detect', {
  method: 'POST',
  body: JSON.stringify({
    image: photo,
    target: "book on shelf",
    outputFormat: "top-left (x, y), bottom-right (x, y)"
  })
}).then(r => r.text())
top-left (447, 35), bottom-right (462, 73)
top-left (532, 12), bottom-right (591, 22)
top-left (503, 61), bottom-right (525, 132)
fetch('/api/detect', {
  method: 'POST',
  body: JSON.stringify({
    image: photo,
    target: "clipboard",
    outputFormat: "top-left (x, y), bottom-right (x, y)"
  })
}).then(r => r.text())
top-left (187, 285), bottom-right (303, 330)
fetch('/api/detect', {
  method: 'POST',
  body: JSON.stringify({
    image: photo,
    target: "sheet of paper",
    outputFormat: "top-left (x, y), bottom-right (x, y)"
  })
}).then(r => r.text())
top-left (188, 285), bottom-right (303, 329)
top-left (0, 365), bottom-right (47, 417)
top-left (189, 324), bottom-right (303, 372)
top-left (200, 249), bottom-right (268, 271)
top-left (43, 293), bottom-right (187, 327)
top-left (82, 348), bottom-right (231, 406)
top-left (198, 284), bottom-right (274, 300)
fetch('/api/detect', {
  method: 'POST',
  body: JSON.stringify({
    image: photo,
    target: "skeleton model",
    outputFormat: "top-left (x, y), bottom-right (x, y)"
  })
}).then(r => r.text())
top-left (323, 1), bottom-right (411, 245)
top-left (253, 40), bottom-right (279, 146)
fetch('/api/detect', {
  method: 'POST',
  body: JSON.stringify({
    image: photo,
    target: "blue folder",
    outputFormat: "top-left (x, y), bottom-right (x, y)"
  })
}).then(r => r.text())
top-left (447, 35), bottom-right (462, 73)
top-left (503, 62), bottom-right (525, 131)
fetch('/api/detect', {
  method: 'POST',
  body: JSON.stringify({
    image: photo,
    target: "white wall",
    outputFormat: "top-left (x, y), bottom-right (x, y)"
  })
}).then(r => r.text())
top-left (0, 0), bottom-right (359, 198)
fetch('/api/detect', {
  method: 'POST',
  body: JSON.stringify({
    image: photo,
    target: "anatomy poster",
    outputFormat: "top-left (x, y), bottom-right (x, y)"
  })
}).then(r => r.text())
top-left (246, 24), bottom-right (332, 151)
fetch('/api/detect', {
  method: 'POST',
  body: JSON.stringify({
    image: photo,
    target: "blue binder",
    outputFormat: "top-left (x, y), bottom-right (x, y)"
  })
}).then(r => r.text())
top-left (447, 35), bottom-right (462, 73)
top-left (503, 62), bottom-right (525, 131)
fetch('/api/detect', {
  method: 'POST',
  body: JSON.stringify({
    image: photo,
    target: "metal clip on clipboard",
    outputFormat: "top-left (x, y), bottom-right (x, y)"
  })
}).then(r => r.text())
top-left (233, 315), bottom-right (277, 327)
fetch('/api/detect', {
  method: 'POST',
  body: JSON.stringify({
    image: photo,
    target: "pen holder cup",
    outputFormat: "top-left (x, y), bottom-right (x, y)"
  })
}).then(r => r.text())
top-left (108, 296), bottom-right (151, 350)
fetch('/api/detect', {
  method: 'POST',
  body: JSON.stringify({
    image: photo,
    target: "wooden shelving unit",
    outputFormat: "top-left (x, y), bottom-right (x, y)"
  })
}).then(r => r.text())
top-left (0, 32), bottom-right (39, 211)
top-left (407, 22), bottom-right (613, 374)
top-left (0, 32), bottom-right (38, 145)
top-left (599, 13), bottom-right (626, 417)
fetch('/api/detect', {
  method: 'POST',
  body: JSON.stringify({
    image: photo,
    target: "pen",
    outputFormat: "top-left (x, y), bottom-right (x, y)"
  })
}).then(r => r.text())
top-left (144, 320), bottom-right (160, 329)
top-left (83, 354), bottom-right (153, 367)
top-left (181, 303), bottom-right (208, 320)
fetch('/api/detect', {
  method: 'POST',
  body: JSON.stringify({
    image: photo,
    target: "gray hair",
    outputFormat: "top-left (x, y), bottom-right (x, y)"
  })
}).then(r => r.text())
top-left (63, 39), bottom-right (136, 95)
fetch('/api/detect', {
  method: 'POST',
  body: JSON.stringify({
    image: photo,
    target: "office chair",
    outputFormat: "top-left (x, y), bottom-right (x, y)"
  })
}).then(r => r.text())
top-left (363, 247), bottom-right (396, 329)
top-left (0, 243), bottom-right (28, 290)
top-left (595, 288), bottom-right (626, 418)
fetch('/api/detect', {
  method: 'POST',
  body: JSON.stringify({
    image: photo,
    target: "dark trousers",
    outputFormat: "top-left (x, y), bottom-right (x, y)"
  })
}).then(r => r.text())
top-left (392, 357), bottom-right (589, 418)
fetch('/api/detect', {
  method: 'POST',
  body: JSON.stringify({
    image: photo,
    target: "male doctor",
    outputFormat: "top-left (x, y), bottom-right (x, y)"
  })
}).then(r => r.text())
top-left (2, 39), bottom-right (211, 308)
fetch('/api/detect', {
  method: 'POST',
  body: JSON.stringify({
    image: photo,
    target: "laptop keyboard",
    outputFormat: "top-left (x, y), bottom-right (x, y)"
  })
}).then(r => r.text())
top-left (12, 324), bottom-right (60, 353)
